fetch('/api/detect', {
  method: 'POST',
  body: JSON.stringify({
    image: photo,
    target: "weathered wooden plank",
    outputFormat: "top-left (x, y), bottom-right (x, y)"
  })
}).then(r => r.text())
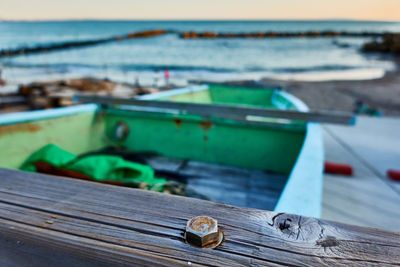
top-left (0, 168), bottom-right (399, 266)
top-left (75, 94), bottom-right (355, 125)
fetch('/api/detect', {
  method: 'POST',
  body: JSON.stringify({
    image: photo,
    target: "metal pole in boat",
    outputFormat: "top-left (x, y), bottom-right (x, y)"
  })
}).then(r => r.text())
top-left (75, 94), bottom-right (356, 125)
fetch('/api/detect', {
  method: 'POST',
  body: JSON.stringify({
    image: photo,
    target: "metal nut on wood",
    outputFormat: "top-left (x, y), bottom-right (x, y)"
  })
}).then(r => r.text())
top-left (185, 216), bottom-right (219, 247)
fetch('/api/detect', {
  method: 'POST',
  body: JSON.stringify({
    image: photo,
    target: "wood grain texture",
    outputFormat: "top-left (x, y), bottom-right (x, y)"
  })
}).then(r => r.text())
top-left (0, 168), bottom-right (399, 266)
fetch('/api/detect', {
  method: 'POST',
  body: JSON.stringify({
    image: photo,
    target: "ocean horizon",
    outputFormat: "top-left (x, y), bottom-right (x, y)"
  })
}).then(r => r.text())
top-left (1, 20), bottom-right (400, 91)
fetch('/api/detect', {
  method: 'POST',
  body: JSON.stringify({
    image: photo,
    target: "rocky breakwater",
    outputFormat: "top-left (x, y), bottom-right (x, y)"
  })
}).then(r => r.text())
top-left (0, 29), bottom-right (169, 58)
top-left (179, 31), bottom-right (383, 39)
top-left (362, 33), bottom-right (400, 55)
top-left (126, 29), bottom-right (167, 39)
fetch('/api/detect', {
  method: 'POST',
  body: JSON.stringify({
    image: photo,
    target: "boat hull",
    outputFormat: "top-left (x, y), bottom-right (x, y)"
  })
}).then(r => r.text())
top-left (0, 85), bottom-right (323, 217)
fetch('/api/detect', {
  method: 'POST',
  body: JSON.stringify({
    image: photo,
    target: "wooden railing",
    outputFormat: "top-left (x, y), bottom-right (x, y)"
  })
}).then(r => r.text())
top-left (0, 168), bottom-right (398, 266)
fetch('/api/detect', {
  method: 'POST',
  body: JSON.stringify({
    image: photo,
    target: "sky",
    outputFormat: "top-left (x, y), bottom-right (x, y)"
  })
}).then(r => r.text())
top-left (1, 0), bottom-right (400, 21)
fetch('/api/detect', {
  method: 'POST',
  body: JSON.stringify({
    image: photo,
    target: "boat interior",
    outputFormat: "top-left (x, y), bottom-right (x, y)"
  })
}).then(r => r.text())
top-left (0, 85), bottom-right (309, 211)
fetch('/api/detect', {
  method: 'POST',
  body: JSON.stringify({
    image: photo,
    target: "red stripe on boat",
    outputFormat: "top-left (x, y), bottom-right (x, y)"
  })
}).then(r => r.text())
top-left (324, 162), bottom-right (353, 176)
top-left (387, 169), bottom-right (400, 182)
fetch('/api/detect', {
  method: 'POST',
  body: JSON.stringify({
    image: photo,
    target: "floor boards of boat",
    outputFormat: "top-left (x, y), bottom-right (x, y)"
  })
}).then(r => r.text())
top-left (322, 116), bottom-right (400, 232)
top-left (84, 149), bottom-right (288, 211)
top-left (143, 155), bottom-right (288, 211)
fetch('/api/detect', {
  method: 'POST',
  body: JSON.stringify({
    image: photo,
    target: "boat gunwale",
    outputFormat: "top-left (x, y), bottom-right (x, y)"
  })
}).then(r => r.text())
top-left (0, 104), bottom-right (99, 126)
top-left (274, 90), bottom-right (324, 218)
top-left (136, 85), bottom-right (209, 100)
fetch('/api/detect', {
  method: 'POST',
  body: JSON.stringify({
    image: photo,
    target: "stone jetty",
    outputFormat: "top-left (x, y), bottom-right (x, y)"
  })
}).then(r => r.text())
top-left (0, 29), bottom-right (398, 58)
top-left (362, 33), bottom-right (400, 54)
top-left (0, 29), bottom-right (169, 58)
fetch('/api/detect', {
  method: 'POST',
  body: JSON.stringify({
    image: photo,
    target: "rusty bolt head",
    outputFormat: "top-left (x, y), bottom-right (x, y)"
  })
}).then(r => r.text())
top-left (185, 216), bottom-right (219, 247)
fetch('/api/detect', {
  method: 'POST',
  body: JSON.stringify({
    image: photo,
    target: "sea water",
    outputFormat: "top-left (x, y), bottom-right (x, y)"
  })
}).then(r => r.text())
top-left (0, 20), bottom-right (399, 91)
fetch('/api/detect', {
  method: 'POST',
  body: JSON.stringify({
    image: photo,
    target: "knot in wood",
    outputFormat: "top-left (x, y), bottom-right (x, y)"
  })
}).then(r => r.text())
top-left (271, 213), bottom-right (322, 242)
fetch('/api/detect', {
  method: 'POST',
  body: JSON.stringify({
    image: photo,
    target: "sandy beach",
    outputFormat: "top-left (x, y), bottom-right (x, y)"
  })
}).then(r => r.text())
top-left (261, 62), bottom-right (400, 116)
top-left (3, 67), bottom-right (400, 116)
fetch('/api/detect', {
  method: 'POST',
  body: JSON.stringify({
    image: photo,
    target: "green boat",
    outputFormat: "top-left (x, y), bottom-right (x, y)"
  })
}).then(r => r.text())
top-left (0, 84), bottom-right (325, 217)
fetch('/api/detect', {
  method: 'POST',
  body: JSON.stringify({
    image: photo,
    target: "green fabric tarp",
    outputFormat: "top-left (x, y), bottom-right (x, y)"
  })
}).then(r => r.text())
top-left (20, 144), bottom-right (167, 191)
